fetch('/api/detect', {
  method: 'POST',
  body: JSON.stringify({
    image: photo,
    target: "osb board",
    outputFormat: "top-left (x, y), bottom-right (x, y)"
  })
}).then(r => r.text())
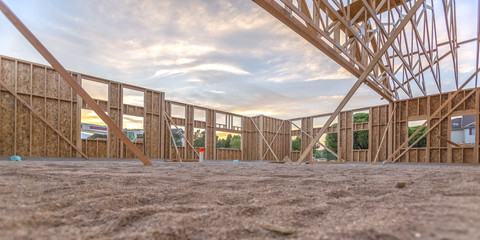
top-left (353, 122), bottom-right (368, 131)
top-left (0, 92), bottom-right (15, 156)
top-left (399, 101), bottom-right (407, 121)
top-left (82, 139), bottom-right (108, 158)
top-left (145, 114), bottom-right (152, 158)
top-left (98, 140), bottom-right (107, 158)
top-left (32, 66), bottom-right (45, 96)
top-left (124, 143), bottom-right (144, 159)
top-left (216, 149), bottom-right (242, 160)
top-left (59, 74), bottom-right (72, 100)
top-left (417, 149), bottom-right (427, 163)
top-left (71, 103), bottom-right (79, 153)
top-left (82, 100), bottom-right (108, 112)
top-left (46, 69), bottom-right (58, 99)
top-left (45, 99), bottom-right (59, 157)
top-left (16, 62), bottom-right (31, 95)
top-left (108, 109), bottom-right (121, 158)
top-left (430, 95), bottom-right (441, 115)
top-left (371, 107), bottom-right (379, 125)
top-left (123, 104), bottom-right (144, 117)
top-left (419, 98), bottom-right (427, 115)
top-left (452, 148), bottom-right (463, 163)
top-left (145, 91), bottom-right (152, 112)
top-left (110, 83), bottom-right (120, 108)
top-left (58, 100), bottom-right (72, 157)
top-left (291, 151), bottom-right (300, 162)
top-left (463, 148), bottom-right (476, 164)
top-left (194, 120), bottom-right (207, 129)
top-left (152, 92), bottom-right (160, 115)
top-left (353, 150), bottom-right (368, 162)
top-left (31, 96), bottom-right (46, 156)
top-left (429, 149), bottom-right (439, 163)
top-left (172, 117), bottom-right (186, 127)
top-left (429, 119), bottom-right (441, 147)
top-left (170, 146), bottom-right (185, 160)
top-left (16, 95), bottom-right (31, 156)
top-left (86, 139), bottom-right (98, 158)
top-left (150, 115), bottom-right (161, 158)
top-left (1, 59), bottom-right (15, 90)
top-left (408, 99), bottom-right (418, 116)
top-left (408, 150), bottom-right (417, 163)
top-left (440, 149), bottom-right (448, 163)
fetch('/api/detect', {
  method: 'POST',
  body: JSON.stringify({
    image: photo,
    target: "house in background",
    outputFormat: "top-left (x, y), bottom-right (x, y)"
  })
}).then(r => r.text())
top-left (81, 123), bottom-right (144, 142)
top-left (451, 115), bottom-right (476, 146)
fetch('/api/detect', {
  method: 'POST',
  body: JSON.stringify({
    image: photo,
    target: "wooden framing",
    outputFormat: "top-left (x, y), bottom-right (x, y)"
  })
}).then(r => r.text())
top-left (1, 55), bottom-right (480, 164)
top-left (1, 0), bottom-right (480, 165)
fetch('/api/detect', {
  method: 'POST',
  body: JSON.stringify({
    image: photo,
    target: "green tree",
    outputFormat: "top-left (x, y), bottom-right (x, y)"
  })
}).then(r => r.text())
top-left (193, 129), bottom-right (205, 148)
top-left (325, 113), bottom-right (370, 154)
top-left (353, 113), bottom-right (369, 123)
top-left (408, 126), bottom-right (427, 147)
top-left (230, 135), bottom-right (241, 150)
top-left (325, 132), bottom-right (338, 153)
top-left (216, 135), bottom-right (226, 148)
top-left (353, 130), bottom-right (369, 149)
top-left (90, 133), bottom-right (107, 139)
top-left (225, 134), bottom-right (232, 148)
top-left (171, 131), bottom-right (183, 147)
top-left (292, 136), bottom-right (301, 151)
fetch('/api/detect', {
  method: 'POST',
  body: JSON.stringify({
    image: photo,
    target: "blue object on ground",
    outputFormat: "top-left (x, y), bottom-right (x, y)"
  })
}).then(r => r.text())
top-left (233, 160), bottom-right (239, 163)
top-left (10, 156), bottom-right (21, 161)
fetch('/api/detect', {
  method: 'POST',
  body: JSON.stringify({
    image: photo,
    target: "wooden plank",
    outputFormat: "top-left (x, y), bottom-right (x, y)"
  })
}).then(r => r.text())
top-left (373, 105), bottom-right (396, 164)
top-left (166, 117), bottom-right (182, 162)
top-left (0, 2), bottom-right (151, 166)
top-left (435, 135), bottom-right (461, 147)
top-left (15, 94), bottom-right (30, 156)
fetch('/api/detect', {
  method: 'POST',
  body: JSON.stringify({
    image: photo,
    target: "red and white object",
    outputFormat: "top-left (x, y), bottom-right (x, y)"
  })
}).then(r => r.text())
top-left (199, 148), bottom-right (204, 162)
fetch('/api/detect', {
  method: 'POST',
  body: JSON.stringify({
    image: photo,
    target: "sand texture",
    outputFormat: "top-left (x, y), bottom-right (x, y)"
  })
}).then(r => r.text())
top-left (0, 160), bottom-right (479, 239)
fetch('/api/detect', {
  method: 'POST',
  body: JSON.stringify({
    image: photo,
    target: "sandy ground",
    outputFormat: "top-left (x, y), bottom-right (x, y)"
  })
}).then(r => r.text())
top-left (0, 160), bottom-right (479, 240)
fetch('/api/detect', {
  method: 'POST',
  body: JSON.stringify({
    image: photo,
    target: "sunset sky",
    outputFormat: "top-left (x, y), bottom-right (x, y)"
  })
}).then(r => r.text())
top-left (0, 0), bottom-right (479, 120)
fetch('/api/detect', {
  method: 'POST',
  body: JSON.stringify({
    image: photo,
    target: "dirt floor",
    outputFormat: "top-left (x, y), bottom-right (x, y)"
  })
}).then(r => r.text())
top-left (0, 160), bottom-right (479, 240)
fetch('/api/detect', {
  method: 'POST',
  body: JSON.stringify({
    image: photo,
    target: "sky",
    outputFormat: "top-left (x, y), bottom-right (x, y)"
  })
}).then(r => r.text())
top-left (0, 0), bottom-right (478, 120)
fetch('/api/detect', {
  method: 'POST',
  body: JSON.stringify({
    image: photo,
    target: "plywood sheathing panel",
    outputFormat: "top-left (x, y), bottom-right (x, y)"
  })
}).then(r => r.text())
top-left (31, 96), bottom-right (46, 156)
top-left (45, 98), bottom-right (59, 157)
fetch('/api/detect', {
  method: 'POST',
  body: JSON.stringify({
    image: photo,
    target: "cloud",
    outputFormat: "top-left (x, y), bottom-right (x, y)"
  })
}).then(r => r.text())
top-left (0, 0), bottom-right (477, 120)
top-left (190, 64), bottom-right (250, 75)
top-left (151, 63), bottom-right (250, 78)
top-left (210, 90), bottom-right (226, 94)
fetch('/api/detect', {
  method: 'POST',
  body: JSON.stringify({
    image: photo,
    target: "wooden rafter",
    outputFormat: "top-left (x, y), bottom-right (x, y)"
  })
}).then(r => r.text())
top-left (295, 0), bottom-right (425, 165)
